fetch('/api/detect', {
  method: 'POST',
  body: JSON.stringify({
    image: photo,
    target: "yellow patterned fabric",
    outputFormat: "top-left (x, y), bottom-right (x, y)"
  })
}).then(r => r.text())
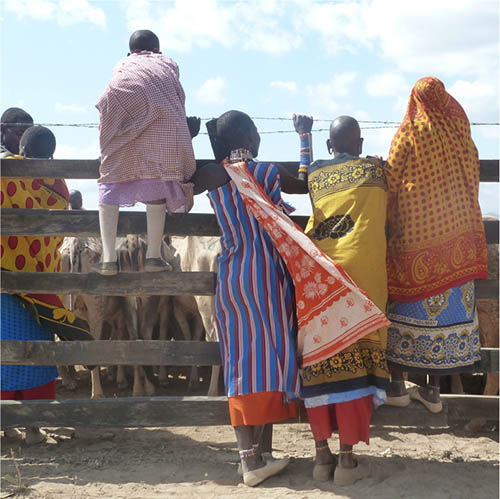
top-left (303, 155), bottom-right (390, 394)
top-left (1, 157), bottom-right (69, 274)
top-left (386, 77), bottom-right (487, 302)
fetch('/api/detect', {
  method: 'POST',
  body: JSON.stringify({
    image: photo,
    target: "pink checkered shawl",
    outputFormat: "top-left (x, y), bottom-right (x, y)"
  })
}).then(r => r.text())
top-left (96, 52), bottom-right (196, 185)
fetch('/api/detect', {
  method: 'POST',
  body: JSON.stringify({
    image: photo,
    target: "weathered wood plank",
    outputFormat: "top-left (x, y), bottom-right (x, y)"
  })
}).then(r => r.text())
top-left (477, 348), bottom-right (500, 374)
top-left (0, 209), bottom-right (311, 236)
top-left (1, 271), bottom-right (496, 299)
top-left (475, 279), bottom-right (498, 300)
top-left (2, 341), bottom-right (498, 373)
top-left (1, 158), bottom-right (498, 182)
top-left (0, 271), bottom-right (216, 296)
top-left (0, 340), bottom-right (222, 366)
top-left (1, 394), bottom-right (497, 429)
top-left (0, 159), bottom-right (212, 179)
top-left (1, 209), bottom-right (497, 243)
top-left (446, 394), bottom-right (500, 424)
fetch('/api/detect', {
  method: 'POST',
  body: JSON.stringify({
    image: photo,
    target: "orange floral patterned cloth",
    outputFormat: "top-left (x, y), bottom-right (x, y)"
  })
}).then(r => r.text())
top-left (386, 77), bottom-right (487, 302)
top-left (223, 159), bottom-right (390, 368)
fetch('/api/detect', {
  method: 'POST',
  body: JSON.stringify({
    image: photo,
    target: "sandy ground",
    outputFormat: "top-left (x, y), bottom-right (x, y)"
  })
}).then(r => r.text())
top-left (1, 372), bottom-right (498, 499)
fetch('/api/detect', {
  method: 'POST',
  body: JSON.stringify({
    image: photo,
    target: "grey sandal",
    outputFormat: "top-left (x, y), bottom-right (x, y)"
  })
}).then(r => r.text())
top-left (91, 261), bottom-right (118, 276)
top-left (144, 258), bottom-right (172, 272)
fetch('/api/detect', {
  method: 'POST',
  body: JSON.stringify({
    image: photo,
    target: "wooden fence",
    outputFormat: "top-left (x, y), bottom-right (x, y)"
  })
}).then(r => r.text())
top-left (1, 159), bottom-right (499, 430)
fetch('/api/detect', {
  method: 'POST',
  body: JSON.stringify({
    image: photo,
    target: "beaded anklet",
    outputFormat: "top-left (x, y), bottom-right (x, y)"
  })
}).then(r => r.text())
top-left (239, 448), bottom-right (257, 459)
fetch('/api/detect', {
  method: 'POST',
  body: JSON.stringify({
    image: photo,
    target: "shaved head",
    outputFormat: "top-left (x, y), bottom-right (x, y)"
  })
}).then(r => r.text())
top-left (129, 30), bottom-right (160, 53)
top-left (329, 116), bottom-right (362, 156)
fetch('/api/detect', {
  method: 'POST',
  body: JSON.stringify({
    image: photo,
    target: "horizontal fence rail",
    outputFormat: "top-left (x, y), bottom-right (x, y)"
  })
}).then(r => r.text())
top-left (1, 272), bottom-right (497, 299)
top-left (1, 341), bottom-right (498, 373)
top-left (0, 210), bottom-right (308, 237)
top-left (1, 209), bottom-right (497, 242)
top-left (1, 158), bottom-right (499, 182)
top-left (0, 271), bottom-right (216, 296)
top-left (1, 394), bottom-right (498, 429)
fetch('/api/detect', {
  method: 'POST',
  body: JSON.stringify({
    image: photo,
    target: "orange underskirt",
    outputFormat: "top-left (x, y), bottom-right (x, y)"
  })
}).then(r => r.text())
top-left (228, 391), bottom-right (298, 426)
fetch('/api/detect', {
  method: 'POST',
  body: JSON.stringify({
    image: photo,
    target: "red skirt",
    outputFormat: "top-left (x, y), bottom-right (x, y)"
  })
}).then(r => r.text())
top-left (306, 395), bottom-right (372, 445)
top-left (1, 379), bottom-right (56, 401)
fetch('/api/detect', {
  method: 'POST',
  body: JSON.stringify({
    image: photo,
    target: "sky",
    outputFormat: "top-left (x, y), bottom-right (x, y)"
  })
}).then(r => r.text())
top-left (1, 0), bottom-right (499, 216)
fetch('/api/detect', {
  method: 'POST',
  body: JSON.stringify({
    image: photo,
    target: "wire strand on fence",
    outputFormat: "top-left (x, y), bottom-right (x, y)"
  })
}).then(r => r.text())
top-left (2, 117), bottom-right (498, 136)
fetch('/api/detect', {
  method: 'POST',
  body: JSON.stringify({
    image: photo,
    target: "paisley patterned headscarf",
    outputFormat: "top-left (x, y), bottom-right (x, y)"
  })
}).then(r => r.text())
top-left (385, 77), bottom-right (487, 302)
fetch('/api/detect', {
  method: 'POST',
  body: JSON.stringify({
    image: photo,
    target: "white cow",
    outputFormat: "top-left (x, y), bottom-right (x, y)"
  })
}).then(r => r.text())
top-left (170, 236), bottom-right (221, 396)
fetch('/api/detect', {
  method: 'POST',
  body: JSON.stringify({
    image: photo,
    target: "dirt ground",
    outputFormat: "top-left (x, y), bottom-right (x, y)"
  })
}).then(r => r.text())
top-left (1, 370), bottom-right (498, 499)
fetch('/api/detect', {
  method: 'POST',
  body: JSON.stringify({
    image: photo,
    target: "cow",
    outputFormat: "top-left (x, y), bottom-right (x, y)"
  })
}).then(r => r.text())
top-left (59, 237), bottom-right (133, 398)
top-left (170, 236), bottom-right (221, 396)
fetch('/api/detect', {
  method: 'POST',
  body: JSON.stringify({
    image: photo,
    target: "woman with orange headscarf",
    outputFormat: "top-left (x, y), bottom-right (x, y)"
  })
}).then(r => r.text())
top-left (384, 77), bottom-right (487, 412)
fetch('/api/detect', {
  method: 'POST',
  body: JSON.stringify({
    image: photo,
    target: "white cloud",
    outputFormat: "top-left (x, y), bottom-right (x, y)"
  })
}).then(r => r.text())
top-left (5, 0), bottom-right (106, 28)
top-left (448, 80), bottom-right (499, 122)
top-left (297, 0), bottom-right (498, 79)
top-left (270, 81), bottom-right (298, 95)
top-left (366, 72), bottom-right (409, 98)
top-left (306, 72), bottom-right (357, 114)
top-left (195, 77), bottom-right (226, 106)
top-left (124, 0), bottom-right (298, 55)
top-left (55, 102), bottom-right (90, 113)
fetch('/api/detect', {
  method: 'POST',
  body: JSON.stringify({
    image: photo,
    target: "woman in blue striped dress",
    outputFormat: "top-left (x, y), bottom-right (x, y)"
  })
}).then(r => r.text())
top-left (192, 110), bottom-right (306, 487)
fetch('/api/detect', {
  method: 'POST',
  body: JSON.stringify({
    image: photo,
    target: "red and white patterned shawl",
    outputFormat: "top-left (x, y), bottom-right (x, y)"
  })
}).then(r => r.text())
top-left (96, 52), bottom-right (196, 184)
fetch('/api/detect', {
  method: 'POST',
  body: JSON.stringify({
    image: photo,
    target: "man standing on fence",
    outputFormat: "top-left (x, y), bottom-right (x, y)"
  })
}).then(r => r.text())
top-left (94, 29), bottom-right (198, 275)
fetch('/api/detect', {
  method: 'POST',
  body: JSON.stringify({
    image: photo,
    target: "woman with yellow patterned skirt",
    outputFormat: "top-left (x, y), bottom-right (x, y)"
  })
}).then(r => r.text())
top-left (1, 126), bottom-right (91, 444)
top-left (385, 77), bottom-right (487, 413)
top-left (295, 115), bottom-right (390, 485)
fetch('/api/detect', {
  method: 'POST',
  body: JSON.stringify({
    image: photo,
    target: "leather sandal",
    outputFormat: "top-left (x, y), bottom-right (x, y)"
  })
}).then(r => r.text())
top-left (237, 451), bottom-right (275, 476)
top-left (385, 393), bottom-right (411, 407)
top-left (408, 386), bottom-right (443, 413)
top-left (243, 458), bottom-right (289, 487)
top-left (333, 459), bottom-right (370, 486)
top-left (313, 462), bottom-right (336, 481)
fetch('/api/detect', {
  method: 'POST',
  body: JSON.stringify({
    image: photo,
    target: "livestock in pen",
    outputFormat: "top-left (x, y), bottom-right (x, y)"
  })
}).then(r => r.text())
top-left (0, 157), bottom-right (498, 431)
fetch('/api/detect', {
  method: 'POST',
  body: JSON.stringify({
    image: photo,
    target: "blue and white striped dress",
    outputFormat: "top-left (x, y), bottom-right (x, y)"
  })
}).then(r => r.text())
top-left (208, 160), bottom-right (300, 402)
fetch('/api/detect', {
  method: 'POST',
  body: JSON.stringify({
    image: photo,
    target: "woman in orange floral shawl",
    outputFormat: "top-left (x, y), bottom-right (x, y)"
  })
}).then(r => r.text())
top-left (385, 77), bottom-right (487, 412)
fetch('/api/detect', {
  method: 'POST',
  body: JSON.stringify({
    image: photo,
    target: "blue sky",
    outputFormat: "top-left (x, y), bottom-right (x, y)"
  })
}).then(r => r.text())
top-left (1, 0), bottom-right (499, 216)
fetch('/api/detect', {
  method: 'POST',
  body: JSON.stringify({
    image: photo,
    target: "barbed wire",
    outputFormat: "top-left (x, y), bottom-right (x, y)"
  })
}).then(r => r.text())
top-left (3, 117), bottom-right (498, 136)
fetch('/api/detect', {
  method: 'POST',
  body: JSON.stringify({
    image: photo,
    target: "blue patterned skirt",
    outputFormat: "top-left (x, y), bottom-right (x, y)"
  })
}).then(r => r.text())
top-left (1, 293), bottom-right (58, 391)
top-left (386, 281), bottom-right (481, 375)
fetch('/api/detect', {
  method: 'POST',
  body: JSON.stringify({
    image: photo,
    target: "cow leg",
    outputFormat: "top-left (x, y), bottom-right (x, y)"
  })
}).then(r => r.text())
top-left (116, 366), bottom-right (128, 390)
top-left (85, 297), bottom-right (106, 399)
top-left (450, 374), bottom-right (465, 394)
top-left (483, 373), bottom-right (499, 396)
top-left (59, 365), bottom-right (78, 391)
top-left (158, 298), bottom-right (171, 387)
top-left (207, 366), bottom-right (221, 397)
top-left (132, 366), bottom-right (144, 397)
top-left (188, 316), bottom-right (205, 392)
top-left (91, 367), bottom-right (104, 399)
top-left (172, 301), bottom-right (198, 391)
